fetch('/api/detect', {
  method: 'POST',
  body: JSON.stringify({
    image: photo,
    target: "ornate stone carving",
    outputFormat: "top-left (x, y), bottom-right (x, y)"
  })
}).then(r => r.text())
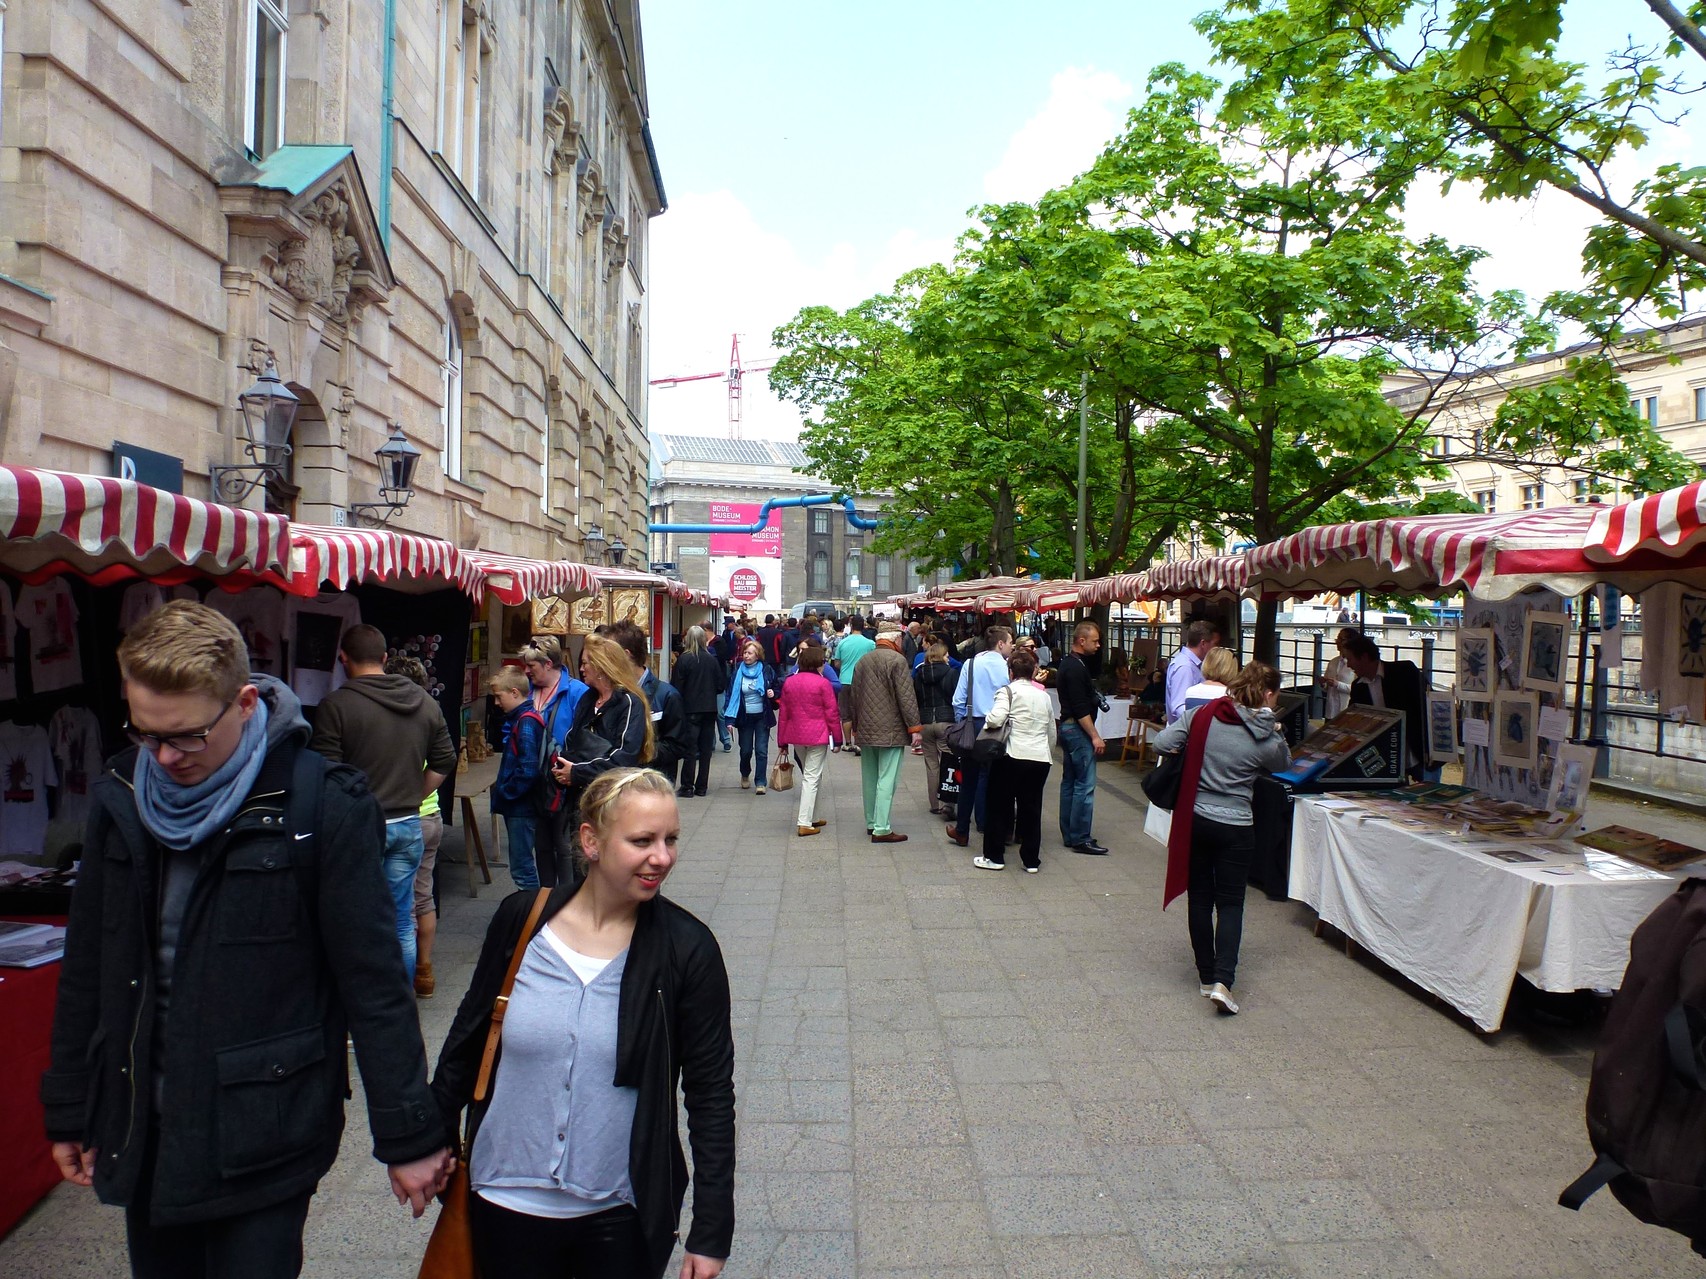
top-left (544, 86), bottom-right (580, 170)
top-left (603, 217), bottom-right (629, 278)
top-left (577, 161), bottom-right (604, 233)
top-left (267, 182), bottom-right (363, 323)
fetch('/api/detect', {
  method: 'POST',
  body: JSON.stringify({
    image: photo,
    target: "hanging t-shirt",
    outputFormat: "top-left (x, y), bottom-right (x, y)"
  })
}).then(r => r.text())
top-left (0, 721), bottom-right (57, 858)
top-left (1637, 582), bottom-right (1706, 723)
top-left (0, 580), bottom-right (17, 702)
top-left (289, 593), bottom-right (363, 706)
top-left (118, 582), bottom-right (201, 633)
top-left (208, 589), bottom-right (289, 676)
top-left (48, 706), bottom-right (105, 822)
top-left (15, 580), bottom-right (82, 694)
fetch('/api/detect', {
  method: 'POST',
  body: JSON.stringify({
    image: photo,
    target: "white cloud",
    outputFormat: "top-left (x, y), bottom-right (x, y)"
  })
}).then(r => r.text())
top-left (982, 67), bottom-right (1134, 204)
top-left (645, 190), bottom-right (954, 441)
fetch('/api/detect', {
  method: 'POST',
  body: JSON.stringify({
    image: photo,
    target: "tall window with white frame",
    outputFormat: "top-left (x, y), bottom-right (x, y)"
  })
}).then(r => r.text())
top-left (1474, 488), bottom-right (1496, 513)
top-left (0, 1), bottom-right (9, 143)
top-left (442, 322), bottom-right (463, 482)
top-left (245, 0), bottom-right (288, 158)
top-left (437, 2), bottom-right (487, 198)
top-left (540, 422), bottom-right (550, 515)
top-left (1520, 483), bottom-right (1545, 510)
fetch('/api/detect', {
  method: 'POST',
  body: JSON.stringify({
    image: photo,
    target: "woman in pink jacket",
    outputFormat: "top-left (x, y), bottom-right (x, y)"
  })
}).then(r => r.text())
top-left (777, 644), bottom-right (844, 836)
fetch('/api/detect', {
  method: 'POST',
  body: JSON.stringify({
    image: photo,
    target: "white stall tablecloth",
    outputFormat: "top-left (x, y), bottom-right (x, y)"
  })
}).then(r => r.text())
top-left (1045, 690), bottom-right (1133, 740)
top-left (1288, 797), bottom-right (1678, 1031)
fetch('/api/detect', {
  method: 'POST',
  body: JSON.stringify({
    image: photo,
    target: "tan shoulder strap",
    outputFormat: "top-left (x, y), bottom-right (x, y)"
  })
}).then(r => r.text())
top-left (473, 888), bottom-right (552, 1103)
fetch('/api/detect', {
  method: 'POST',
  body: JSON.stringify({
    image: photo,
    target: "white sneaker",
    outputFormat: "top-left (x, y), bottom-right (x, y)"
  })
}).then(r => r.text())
top-left (1199, 984), bottom-right (1214, 997)
top-left (1208, 983), bottom-right (1239, 1015)
top-left (1024, 866), bottom-right (1039, 874)
top-left (971, 856), bottom-right (1005, 871)
top-left (755, 786), bottom-right (766, 795)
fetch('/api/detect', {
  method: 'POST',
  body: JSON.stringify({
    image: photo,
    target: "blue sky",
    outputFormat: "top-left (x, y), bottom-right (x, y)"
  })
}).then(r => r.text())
top-left (639, 1), bottom-right (1703, 440)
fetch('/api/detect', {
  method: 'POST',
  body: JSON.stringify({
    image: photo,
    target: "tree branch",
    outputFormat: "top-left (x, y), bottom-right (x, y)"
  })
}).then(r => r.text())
top-left (1645, 0), bottom-right (1706, 63)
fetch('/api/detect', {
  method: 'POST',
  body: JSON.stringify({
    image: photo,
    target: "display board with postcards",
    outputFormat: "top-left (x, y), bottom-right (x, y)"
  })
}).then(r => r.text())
top-left (1275, 705), bottom-right (1405, 785)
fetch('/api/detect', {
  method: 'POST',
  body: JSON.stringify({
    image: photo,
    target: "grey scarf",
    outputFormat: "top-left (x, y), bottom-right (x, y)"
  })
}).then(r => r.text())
top-left (133, 700), bottom-right (271, 850)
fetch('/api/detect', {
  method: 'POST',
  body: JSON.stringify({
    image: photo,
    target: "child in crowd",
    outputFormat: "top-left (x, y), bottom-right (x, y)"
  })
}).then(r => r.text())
top-left (490, 666), bottom-right (546, 890)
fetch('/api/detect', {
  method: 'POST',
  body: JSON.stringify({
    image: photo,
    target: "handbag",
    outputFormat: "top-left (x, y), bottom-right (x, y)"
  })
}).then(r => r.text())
top-left (971, 688), bottom-right (1013, 766)
top-left (937, 752), bottom-right (962, 806)
top-left (946, 653), bottom-right (988, 753)
top-left (1141, 750), bottom-right (1184, 811)
top-left (417, 889), bottom-right (553, 1279)
top-left (768, 755), bottom-right (795, 791)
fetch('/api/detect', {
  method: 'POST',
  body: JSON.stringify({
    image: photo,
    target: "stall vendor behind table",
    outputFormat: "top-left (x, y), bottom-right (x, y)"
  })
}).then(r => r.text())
top-left (1344, 635), bottom-right (1427, 780)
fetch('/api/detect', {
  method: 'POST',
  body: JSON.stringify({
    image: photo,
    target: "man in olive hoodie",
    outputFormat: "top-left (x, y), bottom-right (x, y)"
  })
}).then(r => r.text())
top-left (309, 624), bottom-right (456, 983)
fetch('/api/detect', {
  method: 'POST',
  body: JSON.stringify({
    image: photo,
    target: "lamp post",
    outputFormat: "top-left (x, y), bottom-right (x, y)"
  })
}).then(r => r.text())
top-left (608, 536), bottom-right (628, 567)
top-left (582, 522), bottom-right (608, 563)
top-left (350, 424), bottom-right (423, 525)
top-left (210, 355), bottom-right (300, 504)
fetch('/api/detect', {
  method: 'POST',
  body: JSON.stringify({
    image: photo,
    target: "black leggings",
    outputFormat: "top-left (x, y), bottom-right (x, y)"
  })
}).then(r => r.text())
top-left (470, 1194), bottom-right (653, 1279)
top-left (1186, 814), bottom-right (1255, 988)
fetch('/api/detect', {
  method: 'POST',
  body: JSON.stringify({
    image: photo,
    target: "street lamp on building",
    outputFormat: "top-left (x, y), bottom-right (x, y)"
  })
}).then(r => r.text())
top-left (350, 425), bottom-right (423, 525)
top-left (210, 355), bottom-right (299, 503)
top-left (608, 535), bottom-right (628, 566)
top-left (582, 522), bottom-right (608, 563)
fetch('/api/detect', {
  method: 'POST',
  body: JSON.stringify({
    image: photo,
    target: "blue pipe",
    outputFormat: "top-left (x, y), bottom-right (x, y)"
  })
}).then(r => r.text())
top-left (650, 493), bottom-right (878, 534)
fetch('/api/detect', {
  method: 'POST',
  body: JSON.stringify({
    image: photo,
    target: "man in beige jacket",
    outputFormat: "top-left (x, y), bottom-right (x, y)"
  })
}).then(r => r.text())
top-left (849, 622), bottom-right (923, 842)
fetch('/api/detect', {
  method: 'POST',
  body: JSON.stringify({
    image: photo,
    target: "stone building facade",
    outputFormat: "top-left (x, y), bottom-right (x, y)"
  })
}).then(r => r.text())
top-left (647, 434), bottom-right (953, 608)
top-left (0, 0), bottom-right (658, 558)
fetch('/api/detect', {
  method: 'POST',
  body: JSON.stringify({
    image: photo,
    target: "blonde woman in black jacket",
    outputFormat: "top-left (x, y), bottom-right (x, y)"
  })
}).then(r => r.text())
top-left (431, 768), bottom-right (735, 1279)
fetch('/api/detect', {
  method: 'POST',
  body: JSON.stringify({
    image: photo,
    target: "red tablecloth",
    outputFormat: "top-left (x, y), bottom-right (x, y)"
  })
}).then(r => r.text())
top-left (0, 927), bottom-right (64, 1238)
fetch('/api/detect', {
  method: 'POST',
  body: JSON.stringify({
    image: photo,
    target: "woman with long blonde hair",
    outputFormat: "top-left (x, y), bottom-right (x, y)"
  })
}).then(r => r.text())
top-left (544, 635), bottom-right (654, 884)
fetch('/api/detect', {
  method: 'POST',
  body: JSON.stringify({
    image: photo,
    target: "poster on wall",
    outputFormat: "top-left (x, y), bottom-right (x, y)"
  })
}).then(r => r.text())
top-left (709, 557), bottom-right (783, 614)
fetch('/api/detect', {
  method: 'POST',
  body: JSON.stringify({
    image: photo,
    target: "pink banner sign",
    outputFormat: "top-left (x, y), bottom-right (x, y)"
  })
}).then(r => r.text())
top-left (707, 501), bottom-right (782, 558)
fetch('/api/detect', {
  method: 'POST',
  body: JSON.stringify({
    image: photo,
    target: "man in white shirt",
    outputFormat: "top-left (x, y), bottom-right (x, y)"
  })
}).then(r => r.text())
top-left (1165, 621), bottom-right (1220, 723)
top-left (945, 626), bottom-right (1013, 845)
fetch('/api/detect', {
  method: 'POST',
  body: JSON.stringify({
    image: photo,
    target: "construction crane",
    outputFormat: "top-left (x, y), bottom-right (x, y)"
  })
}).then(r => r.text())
top-left (648, 333), bottom-right (779, 440)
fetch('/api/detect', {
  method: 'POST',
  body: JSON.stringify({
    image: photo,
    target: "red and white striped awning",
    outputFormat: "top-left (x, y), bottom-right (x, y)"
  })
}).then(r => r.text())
top-left (283, 525), bottom-right (486, 601)
top-left (463, 550), bottom-right (599, 605)
top-left (1248, 506), bottom-right (1604, 600)
top-left (589, 567), bottom-right (727, 612)
top-left (0, 464), bottom-right (290, 583)
top-left (1587, 482), bottom-right (1706, 563)
top-left (1140, 555), bottom-right (1251, 600)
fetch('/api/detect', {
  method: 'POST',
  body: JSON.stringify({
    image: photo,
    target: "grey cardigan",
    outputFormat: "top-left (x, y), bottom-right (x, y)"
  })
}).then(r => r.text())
top-left (1153, 702), bottom-right (1292, 825)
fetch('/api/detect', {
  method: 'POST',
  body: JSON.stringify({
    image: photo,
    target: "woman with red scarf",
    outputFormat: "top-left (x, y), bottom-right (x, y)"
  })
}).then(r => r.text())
top-left (1152, 660), bottom-right (1291, 1015)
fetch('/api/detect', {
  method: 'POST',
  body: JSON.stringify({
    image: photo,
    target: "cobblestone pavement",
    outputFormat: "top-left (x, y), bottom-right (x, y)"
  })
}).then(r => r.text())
top-left (4, 749), bottom-right (1702, 1278)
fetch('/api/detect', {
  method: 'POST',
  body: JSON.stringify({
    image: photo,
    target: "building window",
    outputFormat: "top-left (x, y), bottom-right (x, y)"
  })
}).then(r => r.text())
top-left (1470, 428), bottom-right (1483, 456)
top-left (1573, 478), bottom-right (1592, 504)
top-left (442, 322), bottom-right (463, 481)
top-left (540, 424), bottom-right (550, 514)
top-left (1474, 488), bottom-right (1496, 513)
top-left (245, 0), bottom-right (288, 158)
top-left (810, 550), bottom-right (830, 595)
top-left (874, 557), bottom-right (892, 594)
top-left (438, 2), bottom-right (488, 197)
top-left (1520, 483), bottom-right (1544, 510)
top-left (844, 549), bottom-right (860, 592)
top-left (1694, 386), bottom-right (1706, 422)
top-left (810, 508), bottom-right (831, 535)
top-left (1630, 395), bottom-right (1659, 427)
top-left (0, 1), bottom-right (9, 144)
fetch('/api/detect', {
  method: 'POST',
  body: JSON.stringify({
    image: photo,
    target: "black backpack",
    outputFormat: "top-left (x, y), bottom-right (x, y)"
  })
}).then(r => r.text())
top-left (1560, 877), bottom-right (1706, 1255)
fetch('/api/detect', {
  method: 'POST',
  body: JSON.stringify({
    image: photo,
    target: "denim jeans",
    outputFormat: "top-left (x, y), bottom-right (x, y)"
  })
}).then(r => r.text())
top-left (503, 810), bottom-right (539, 890)
top-left (1057, 721), bottom-right (1098, 846)
top-left (736, 716), bottom-right (769, 783)
top-left (953, 718), bottom-right (989, 833)
top-left (382, 816), bottom-right (424, 983)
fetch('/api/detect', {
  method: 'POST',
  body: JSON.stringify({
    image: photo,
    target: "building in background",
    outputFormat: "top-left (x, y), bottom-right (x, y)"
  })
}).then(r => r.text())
top-left (647, 434), bottom-right (952, 611)
top-left (0, 0), bottom-right (659, 559)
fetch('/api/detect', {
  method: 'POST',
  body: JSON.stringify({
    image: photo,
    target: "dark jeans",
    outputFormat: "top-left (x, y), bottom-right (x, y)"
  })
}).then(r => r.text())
top-left (1187, 814), bottom-right (1255, 987)
top-left (126, 1127), bottom-right (313, 1279)
top-left (684, 711), bottom-right (718, 793)
top-left (982, 755), bottom-right (1049, 868)
top-left (953, 719), bottom-right (989, 832)
top-left (470, 1194), bottom-right (651, 1279)
top-left (1057, 720), bottom-right (1098, 846)
top-left (735, 714), bottom-right (769, 782)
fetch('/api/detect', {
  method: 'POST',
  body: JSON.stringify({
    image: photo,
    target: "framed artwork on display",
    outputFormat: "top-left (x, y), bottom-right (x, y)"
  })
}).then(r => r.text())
top-left (462, 664), bottom-right (481, 706)
top-left (1546, 742), bottom-right (1595, 824)
top-left (1493, 690), bottom-right (1540, 770)
top-left (531, 595), bottom-right (572, 636)
top-left (609, 588), bottom-right (649, 632)
top-left (1457, 629), bottom-right (1496, 702)
top-left (1681, 594), bottom-right (1706, 677)
top-left (569, 593), bottom-right (609, 635)
top-left (1425, 690), bottom-right (1458, 763)
top-left (1521, 611), bottom-right (1569, 696)
top-left (468, 624), bottom-right (488, 665)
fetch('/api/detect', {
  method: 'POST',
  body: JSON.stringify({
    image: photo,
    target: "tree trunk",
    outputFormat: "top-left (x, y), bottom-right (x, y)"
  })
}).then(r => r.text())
top-left (1252, 596), bottom-right (1280, 664)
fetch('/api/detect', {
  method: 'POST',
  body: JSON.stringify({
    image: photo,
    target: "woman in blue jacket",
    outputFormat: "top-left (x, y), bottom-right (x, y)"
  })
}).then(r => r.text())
top-left (721, 638), bottom-right (777, 793)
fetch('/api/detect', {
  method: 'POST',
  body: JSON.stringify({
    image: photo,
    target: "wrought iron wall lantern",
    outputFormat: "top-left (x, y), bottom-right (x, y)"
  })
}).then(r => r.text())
top-left (210, 356), bottom-right (299, 503)
top-left (350, 425), bottom-right (423, 525)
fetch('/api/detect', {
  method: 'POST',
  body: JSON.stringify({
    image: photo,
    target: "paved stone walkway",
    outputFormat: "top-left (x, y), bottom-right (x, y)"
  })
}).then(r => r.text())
top-left (4, 748), bottom-right (1702, 1277)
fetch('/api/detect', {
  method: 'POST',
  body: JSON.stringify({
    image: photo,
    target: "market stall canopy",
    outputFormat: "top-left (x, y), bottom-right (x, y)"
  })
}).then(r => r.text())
top-left (1584, 481), bottom-right (1706, 591)
top-left (593, 566), bottom-right (725, 609)
top-left (283, 524), bottom-right (486, 601)
top-left (0, 464), bottom-right (291, 584)
top-left (463, 550), bottom-right (599, 605)
top-left (1245, 506), bottom-right (1607, 601)
top-left (1139, 554), bottom-right (1251, 601)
